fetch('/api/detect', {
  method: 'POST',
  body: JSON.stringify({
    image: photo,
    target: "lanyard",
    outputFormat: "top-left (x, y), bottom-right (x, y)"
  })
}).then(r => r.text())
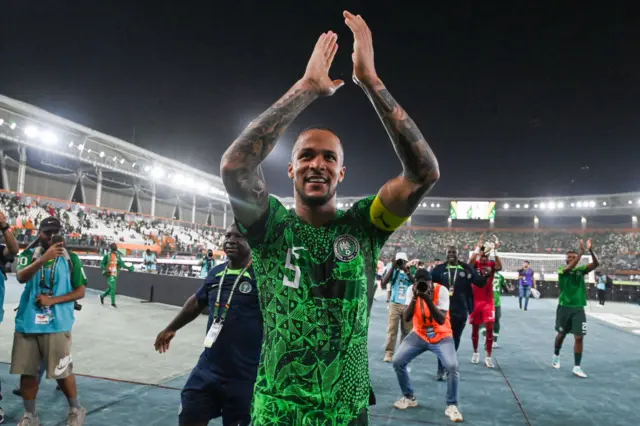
top-left (39, 257), bottom-right (59, 296)
top-left (211, 263), bottom-right (250, 323)
top-left (446, 265), bottom-right (459, 289)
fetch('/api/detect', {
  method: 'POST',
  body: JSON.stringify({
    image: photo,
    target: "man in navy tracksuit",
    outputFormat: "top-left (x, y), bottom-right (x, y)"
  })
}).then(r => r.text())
top-left (154, 224), bottom-right (261, 426)
top-left (430, 245), bottom-right (486, 380)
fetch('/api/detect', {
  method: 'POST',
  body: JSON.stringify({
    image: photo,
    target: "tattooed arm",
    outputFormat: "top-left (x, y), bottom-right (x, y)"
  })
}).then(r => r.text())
top-left (345, 11), bottom-right (439, 217)
top-left (220, 31), bottom-right (344, 227)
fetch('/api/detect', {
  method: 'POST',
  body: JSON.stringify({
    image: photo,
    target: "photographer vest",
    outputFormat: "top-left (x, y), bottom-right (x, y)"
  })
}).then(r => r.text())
top-left (413, 283), bottom-right (453, 344)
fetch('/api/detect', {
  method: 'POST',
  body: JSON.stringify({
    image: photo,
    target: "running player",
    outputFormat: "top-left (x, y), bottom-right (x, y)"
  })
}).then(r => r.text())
top-left (553, 239), bottom-right (598, 378)
top-left (220, 11), bottom-right (440, 425)
top-left (154, 224), bottom-right (261, 426)
top-left (468, 239), bottom-right (502, 368)
top-left (481, 270), bottom-right (512, 348)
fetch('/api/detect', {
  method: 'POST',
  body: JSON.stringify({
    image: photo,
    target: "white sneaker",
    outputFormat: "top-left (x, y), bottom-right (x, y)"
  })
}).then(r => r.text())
top-left (394, 396), bottom-right (418, 409)
top-left (471, 352), bottom-right (480, 364)
top-left (492, 341), bottom-right (499, 349)
top-left (485, 357), bottom-right (494, 368)
top-left (572, 366), bottom-right (588, 378)
top-left (18, 412), bottom-right (40, 426)
top-left (445, 405), bottom-right (464, 422)
top-left (552, 355), bottom-right (560, 369)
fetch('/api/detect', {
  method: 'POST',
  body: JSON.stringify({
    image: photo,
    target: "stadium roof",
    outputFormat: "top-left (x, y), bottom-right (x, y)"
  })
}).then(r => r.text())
top-left (0, 94), bottom-right (228, 204)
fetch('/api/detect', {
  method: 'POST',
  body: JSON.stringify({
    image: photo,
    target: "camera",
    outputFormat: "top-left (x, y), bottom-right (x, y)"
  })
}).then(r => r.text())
top-left (416, 281), bottom-right (429, 294)
top-left (395, 259), bottom-right (406, 268)
top-left (74, 301), bottom-right (82, 311)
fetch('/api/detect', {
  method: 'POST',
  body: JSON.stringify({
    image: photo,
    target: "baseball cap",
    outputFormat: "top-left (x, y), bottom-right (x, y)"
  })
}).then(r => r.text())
top-left (395, 252), bottom-right (408, 261)
top-left (415, 269), bottom-right (432, 282)
top-left (39, 216), bottom-right (61, 232)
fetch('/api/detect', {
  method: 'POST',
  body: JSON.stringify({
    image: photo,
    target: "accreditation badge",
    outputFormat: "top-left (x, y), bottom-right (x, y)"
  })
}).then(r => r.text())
top-left (203, 322), bottom-right (223, 348)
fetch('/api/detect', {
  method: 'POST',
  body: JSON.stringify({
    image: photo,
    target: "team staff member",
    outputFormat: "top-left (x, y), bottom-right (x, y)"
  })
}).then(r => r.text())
top-left (517, 261), bottom-right (536, 311)
top-left (391, 269), bottom-right (463, 422)
top-left (155, 224), bottom-right (261, 426)
top-left (553, 239), bottom-right (598, 378)
top-left (12, 217), bottom-right (87, 426)
top-left (382, 252), bottom-right (415, 362)
top-left (0, 211), bottom-right (20, 424)
top-left (430, 246), bottom-right (485, 379)
top-left (100, 243), bottom-right (134, 308)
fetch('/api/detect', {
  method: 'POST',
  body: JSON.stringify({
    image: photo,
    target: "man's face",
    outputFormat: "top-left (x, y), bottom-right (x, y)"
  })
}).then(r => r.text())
top-left (480, 254), bottom-right (489, 264)
top-left (39, 229), bottom-right (59, 247)
top-left (288, 129), bottom-right (345, 207)
top-left (566, 252), bottom-right (578, 265)
top-left (446, 247), bottom-right (457, 263)
top-left (523, 262), bottom-right (529, 269)
top-left (223, 226), bottom-right (250, 260)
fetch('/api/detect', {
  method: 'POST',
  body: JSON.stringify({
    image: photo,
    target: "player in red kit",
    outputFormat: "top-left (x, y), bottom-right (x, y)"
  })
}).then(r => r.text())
top-left (468, 237), bottom-right (502, 368)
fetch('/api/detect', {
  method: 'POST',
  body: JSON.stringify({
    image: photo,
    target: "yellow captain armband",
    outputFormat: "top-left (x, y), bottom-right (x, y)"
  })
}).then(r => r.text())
top-left (369, 195), bottom-right (409, 231)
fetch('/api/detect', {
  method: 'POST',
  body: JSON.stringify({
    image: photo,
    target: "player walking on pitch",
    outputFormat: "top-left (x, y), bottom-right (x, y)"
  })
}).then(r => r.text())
top-left (481, 270), bottom-right (512, 348)
top-left (553, 239), bottom-right (598, 378)
top-left (220, 11), bottom-right (440, 425)
top-left (468, 237), bottom-right (502, 368)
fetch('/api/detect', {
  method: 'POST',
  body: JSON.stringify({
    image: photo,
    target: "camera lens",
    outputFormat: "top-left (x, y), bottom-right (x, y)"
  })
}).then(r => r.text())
top-left (416, 281), bottom-right (428, 293)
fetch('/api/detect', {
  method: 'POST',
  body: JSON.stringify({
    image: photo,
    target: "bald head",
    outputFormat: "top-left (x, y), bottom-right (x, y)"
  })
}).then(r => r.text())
top-left (292, 127), bottom-right (344, 164)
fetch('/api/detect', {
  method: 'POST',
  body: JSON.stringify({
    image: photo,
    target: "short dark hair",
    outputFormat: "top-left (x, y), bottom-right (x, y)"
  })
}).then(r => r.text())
top-left (296, 125), bottom-right (340, 140)
top-left (567, 250), bottom-right (578, 255)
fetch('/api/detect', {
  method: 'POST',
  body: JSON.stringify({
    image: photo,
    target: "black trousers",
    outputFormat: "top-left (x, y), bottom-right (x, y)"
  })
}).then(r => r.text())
top-left (597, 289), bottom-right (606, 305)
top-left (437, 314), bottom-right (467, 373)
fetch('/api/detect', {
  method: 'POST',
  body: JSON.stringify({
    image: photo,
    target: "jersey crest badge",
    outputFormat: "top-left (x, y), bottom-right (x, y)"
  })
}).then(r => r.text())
top-left (238, 281), bottom-right (252, 293)
top-left (333, 234), bottom-right (360, 262)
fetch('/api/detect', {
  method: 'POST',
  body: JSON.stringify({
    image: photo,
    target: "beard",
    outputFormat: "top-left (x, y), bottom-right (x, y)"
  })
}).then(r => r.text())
top-left (294, 181), bottom-right (337, 207)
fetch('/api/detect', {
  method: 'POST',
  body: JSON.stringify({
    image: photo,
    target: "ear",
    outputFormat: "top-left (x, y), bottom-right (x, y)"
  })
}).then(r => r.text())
top-left (337, 166), bottom-right (346, 183)
top-left (288, 162), bottom-right (294, 179)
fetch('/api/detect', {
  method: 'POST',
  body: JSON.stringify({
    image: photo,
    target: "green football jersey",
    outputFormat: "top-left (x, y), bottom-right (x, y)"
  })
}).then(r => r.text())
top-left (493, 272), bottom-right (505, 307)
top-left (557, 264), bottom-right (588, 307)
top-left (238, 195), bottom-right (393, 426)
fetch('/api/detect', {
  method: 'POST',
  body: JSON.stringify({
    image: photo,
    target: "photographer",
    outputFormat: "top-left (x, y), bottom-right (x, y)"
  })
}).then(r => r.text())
top-left (11, 217), bottom-right (87, 425)
top-left (391, 269), bottom-right (463, 422)
top-left (0, 210), bottom-right (20, 423)
top-left (381, 252), bottom-right (415, 362)
top-left (200, 249), bottom-right (215, 278)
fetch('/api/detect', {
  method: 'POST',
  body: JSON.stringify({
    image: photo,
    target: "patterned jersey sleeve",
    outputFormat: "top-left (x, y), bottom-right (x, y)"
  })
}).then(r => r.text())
top-left (236, 195), bottom-right (290, 248)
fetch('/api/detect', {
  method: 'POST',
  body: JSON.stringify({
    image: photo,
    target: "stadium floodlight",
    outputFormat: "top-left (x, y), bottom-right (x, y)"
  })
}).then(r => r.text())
top-left (576, 201), bottom-right (583, 208)
top-left (540, 203), bottom-right (546, 209)
top-left (602, 201), bottom-right (607, 206)
top-left (0, 119), bottom-right (4, 126)
top-left (534, 204), bottom-right (539, 208)
top-left (99, 151), bottom-right (105, 158)
top-left (570, 202), bottom-right (575, 207)
top-left (503, 203), bottom-right (509, 209)
top-left (9, 122), bottom-right (16, 130)
top-left (144, 165), bottom-right (152, 172)
top-left (436, 203), bottom-right (440, 208)
top-left (172, 174), bottom-right (184, 184)
top-left (151, 166), bottom-right (165, 179)
top-left (548, 201), bottom-right (556, 209)
top-left (589, 201), bottom-right (596, 208)
top-left (338, 203), bottom-right (344, 208)
top-left (120, 158), bottom-right (125, 164)
top-left (132, 162), bottom-right (136, 168)
top-left (629, 200), bottom-right (633, 205)
top-left (77, 144), bottom-right (84, 151)
top-left (515, 204), bottom-right (520, 209)
top-left (558, 201), bottom-right (564, 209)
top-left (68, 141), bottom-right (74, 147)
top-left (185, 177), bottom-right (196, 188)
top-left (40, 130), bottom-right (58, 144)
top-left (430, 203), bottom-right (435, 207)
top-left (24, 125), bottom-right (39, 138)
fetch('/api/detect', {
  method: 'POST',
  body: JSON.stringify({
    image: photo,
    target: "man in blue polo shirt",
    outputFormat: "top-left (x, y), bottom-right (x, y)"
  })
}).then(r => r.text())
top-left (154, 223), bottom-right (261, 426)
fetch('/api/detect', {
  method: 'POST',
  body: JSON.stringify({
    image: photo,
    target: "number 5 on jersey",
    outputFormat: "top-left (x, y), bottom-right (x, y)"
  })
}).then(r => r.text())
top-left (284, 247), bottom-right (305, 289)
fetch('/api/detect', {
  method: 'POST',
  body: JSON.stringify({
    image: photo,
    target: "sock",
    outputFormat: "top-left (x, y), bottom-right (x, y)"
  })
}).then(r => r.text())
top-left (485, 323), bottom-right (494, 357)
top-left (471, 325), bottom-right (479, 352)
top-left (494, 332), bottom-right (499, 343)
top-left (24, 399), bottom-right (36, 415)
top-left (68, 397), bottom-right (81, 409)
top-left (574, 352), bottom-right (582, 367)
top-left (554, 346), bottom-right (561, 356)
top-left (519, 297), bottom-right (522, 309)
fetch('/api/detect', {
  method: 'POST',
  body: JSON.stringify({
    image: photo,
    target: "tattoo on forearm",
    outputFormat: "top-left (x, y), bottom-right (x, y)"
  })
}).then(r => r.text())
top-left (221, 85), bottom-right (317, 220)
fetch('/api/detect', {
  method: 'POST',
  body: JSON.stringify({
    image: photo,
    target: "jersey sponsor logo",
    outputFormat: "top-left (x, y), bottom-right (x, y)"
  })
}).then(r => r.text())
top-left (239, 281), bottom-right (252, 294)
top-left (333, 235), bottom-right (359, 262)
top-left (54, 354), bottom-right (72, 377)
top-left (460, 271), bottom-right (466, 278)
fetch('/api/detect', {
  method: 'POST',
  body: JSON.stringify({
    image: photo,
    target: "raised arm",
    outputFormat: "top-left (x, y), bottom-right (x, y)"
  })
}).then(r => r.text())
top-left (584, 239), bottom-right (599, 273)
top-left (220, 32), bottom-right (344, 228)
top-left (0, 212), bottom-right (19, 256)
top-left (344, 11), bottom-right (439, 219)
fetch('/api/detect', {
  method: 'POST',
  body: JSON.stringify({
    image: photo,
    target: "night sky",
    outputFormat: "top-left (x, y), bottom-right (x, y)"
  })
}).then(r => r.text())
top-left (1, 1), bottom-right (638, 199)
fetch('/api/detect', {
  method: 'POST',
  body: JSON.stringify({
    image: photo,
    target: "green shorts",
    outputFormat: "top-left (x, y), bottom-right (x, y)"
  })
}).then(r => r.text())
top-left (555, 305), bottom-right (587, 336)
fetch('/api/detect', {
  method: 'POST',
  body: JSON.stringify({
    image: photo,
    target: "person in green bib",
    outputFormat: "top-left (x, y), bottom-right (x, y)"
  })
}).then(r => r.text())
top-left (100, 243), bottom-right (134, 308)
top-left (553, 239), bottom-right (599, 378)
